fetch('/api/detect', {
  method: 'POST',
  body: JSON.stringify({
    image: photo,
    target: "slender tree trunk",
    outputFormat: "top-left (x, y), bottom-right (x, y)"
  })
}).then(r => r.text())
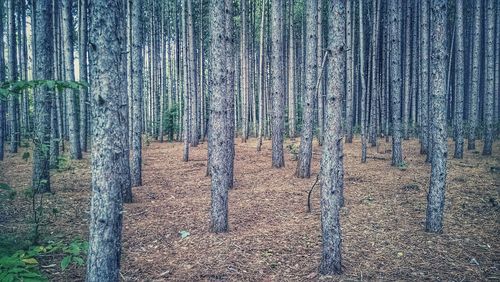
top-left (49, 0), bottom-right (60, 167)
top-left (86, 0), bottom-right (130, 279)
top-left (345, 0), bottom-right (353, 143)
top-left (359, 0), bottom-right (367, 163)
top-left (257, 0), bottom-right (266, 151)
top-left (131, 0), bottom-right (144, 187)
top-left (62, 0), bottom-right (82, 159)
top-left (32, 0), bottom-right (53, 194)
top-left (182, 0), bottom-right (189, 161)
top-left (482, 0), bottom-right (494, 156)
top-left (0, 0), bottom-right (5, 161)
top-left (287, 0), bottom-right (296, 139)
top-left (403, 1), bottom-right (411, 140)
top-left (79, 0), bottom-right (88, 152)
top-left (270, 0), bottom-right (285, 168)
top-left (453, 0), bottom-right (464, 159)
top-left (209, 0), bottom-right (231, 233)
top-left (187, 0), bottom-right (198, 147)
top-left (319, 0), bottom-right (345, 275)
top-left (316, 0), bottom-right (324, 145)
top-left (468, 0), bottom-right (481, 150)
top-left (7, 0), bottom-right (19, 153)
top-left (296, 0), bottom-right (317, 178)
top-left (420, 0), bottom-right (430, 155)
top-left (390, 0), bottom-right (404, 166)
top-left (426, 0), bottom-right (447, 234)
top-left (225, 0), bottom-right (236, 189)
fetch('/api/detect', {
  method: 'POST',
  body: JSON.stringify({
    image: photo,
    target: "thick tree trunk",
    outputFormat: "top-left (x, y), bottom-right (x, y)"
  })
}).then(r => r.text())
top-left (426, 0), bottom-right (447, 234)
top-left (482, 0), bottom-right (494, 156)
top-left (453, 0), bottom-right (464, 159)
top-left (32, 0), bottom-right (53, 194)
top-left (225, 0), bottom-right (235, 189)
top-left (270, 0), bottom-right (285, 168)
top-left (296, 0), bottom-right (317, 178)
top-left (62, 0), bottom-right (82, 159)
top-left (287, 0), bottom-right (296, 139)
top-left (319, 0), bottom-right (345, 275)
top-left (131, 0), bottom-right (144, 187)
top-left (209, 0), bottom-right (231, 233)
top-left (86, 0), bottom-right (130, 280)
top-left (187, 0), bottom-right (198, 147)
top-left (468, 0), bottom-right (481, 150)
top-left (390, 0), bottom-right (403, 166)
top-left (403, 1), bottom-right (411, 140)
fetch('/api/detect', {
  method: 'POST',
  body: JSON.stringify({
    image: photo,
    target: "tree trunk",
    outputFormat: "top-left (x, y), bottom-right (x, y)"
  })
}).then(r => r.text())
top-left (468, 0), bottom-right (481, 150)
top-left (319, 0), bottom-right (345, 275)
top-left (209, 0), bottom-right (231, 233)
top-left (225, 0), bottom-right (236, 189)
top-left (79, 0), bottom-right (88, 152)
top-left (86, 0), bottom-right (130, 279)
top-left (359, 0), bottom-right (367, 163)
top-left (62, 0), bottom-right (82, 159)
top-left (287, 0), bottom-right (296, 139)
top-left (390, 0), bottom-right (403, 166)
top-left (7, 0), bottom-right (19, 153)
top-left (403, 1), bottom-right (411, 140)
top-left (187, 0), bottom-right (198, 147)
top-left (296, 0), bottom-right (317, 178)
top-left (131, 0), bottom-right (144, 187)
top-left (316, 0), bottom-right (324, 145)
top-left (426, 0), bottom-right (447, 234)
top-left (482, 0), bottom-right (494, 156)
top-left (0, 0), bottom-right (5, 161)
top-left (345, 0), bottom-right (353, 144)
top-left (257, 0), bottom-right (266, 151)
top-left (453, 0), bottom-right (464, 159)
top-left (182, 0), bottom-right (189, 161)
top-left (32, 0), bottom-right (53, 194)
top-left (420, 0), bottom-right (430, 155)
top-left (270, 0), bottom-right (285, 168)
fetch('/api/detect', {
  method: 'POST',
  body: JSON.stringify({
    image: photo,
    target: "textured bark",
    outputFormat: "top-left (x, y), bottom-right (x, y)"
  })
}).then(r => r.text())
top-left (32, 0), bottom-right (53, 193)
top-left (345, 0), bottom-right (353, 143)
top-left (296, 0), bottom-right (317, 178)
top-left (62, 0), bottom-right (82, 159)
top-left (131, 0), bottom-right (144, 187)
top-left (79, 0), bottom-right (89, 152)
top-left (0, 0), bottom-right (5, 161)
top-left (287, 0), bottom-right (296, 139)
top-left (209, 0), bottom-right (231, 233)
top-left (426, 0), bottom-right (447, 234)
top-left (225, 0), bottom-right (235, 189)
top-left (257, 0), bottom-right (266, 151)
top-left (270, 0), bottom-right (285, 168)
top-left (86, 0), bottom-right (130, 280)
top-left (482, 0), bottom-right (494, 156)
top-left (453, 0), bottom-right (464, 159)
top-left (390, 0), bottom-right (403, 166)
top-left (241, 0), bottom-right (249, 141)
top-left (468, 0), bottom-right (481, 150)
top-left (359, 0), bottom-right (367, 163)
top-left (315, 0), bottom-right (323, 146)
top-left (182, 0), bottom-right (189, 161)
top-left (187, 0), bottom-right (198, 147)
top-left (319, 0), bottom-right (345, 275)
top-left (402, 1), bottom-right (411, 140)
top-left (7, 0), bottom-right (18, 153)
top-left (420, 0), bottom-right (430, 155)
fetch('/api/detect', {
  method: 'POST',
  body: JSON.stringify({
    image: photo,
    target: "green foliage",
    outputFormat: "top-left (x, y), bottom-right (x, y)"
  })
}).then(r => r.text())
top-left (163, 102), bottom-right (180, 141)
top-left (179, 230), bottom-right (190, 239)
top-left (22, 152), bottom-right (31, 162)
top-left (0, 239), bottom-right (88, 281)
top-left (54, 156), bottom-right (73, 172)
top-left (286, 143), bottom-right (299, 161)
top-left (397, 162), bottom-right (408, 171)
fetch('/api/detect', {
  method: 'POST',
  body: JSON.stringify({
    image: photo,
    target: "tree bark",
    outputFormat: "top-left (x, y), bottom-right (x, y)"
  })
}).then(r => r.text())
top-left (453, 0), bottom-right (464, 159)
top-left (62, 0), bottom-right (82, 159)
top-left (319, 0), bottom-right (345, 275)
top-left (390, 0), bottom-right (403, 166)
top-left (86, 0), bottom-right (130, 279)
top-left (7, 0), bottom-right (19, 153)
top-left (345, 0), bottom-right (353, 144)
top-left (468, 0), bottom-right (481, 150)
top-left (131, 0), bottom-right (144, 187)
top-left (420, 0), bottom-right (430, 155)
top-left (79, 0), bottom-right (89, 152)
top-left (359, 0), bottom-right (367, 163)
top-left (482, 0), bottom-right (494, 156)
top-left (426, 0), bottom-right (447, 234)
top-left (270, 0), bottom-right (285, 168)
top-left (296, 0), bottom-right (317, 178)
top-left (0, 0), bottom-right (5, 161)
top-left (209, 0), bottom-right (231, 233)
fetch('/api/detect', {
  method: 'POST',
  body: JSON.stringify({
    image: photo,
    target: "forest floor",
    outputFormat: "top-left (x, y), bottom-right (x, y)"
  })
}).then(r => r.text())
top-left (0, 138), bottom-right (499, 281)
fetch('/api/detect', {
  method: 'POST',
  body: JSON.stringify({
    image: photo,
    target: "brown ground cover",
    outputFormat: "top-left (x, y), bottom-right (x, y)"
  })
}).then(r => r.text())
top-left (0, 138), bottom-right (498, 281)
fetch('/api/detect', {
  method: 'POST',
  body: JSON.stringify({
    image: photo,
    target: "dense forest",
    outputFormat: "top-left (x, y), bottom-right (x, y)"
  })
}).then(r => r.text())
top-left (0, 0), bottom-right (499, 280)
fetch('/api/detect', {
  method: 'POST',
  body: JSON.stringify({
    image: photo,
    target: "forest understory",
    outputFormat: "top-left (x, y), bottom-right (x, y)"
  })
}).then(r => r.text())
top-left (0, 138), bottom-right (498, 281)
